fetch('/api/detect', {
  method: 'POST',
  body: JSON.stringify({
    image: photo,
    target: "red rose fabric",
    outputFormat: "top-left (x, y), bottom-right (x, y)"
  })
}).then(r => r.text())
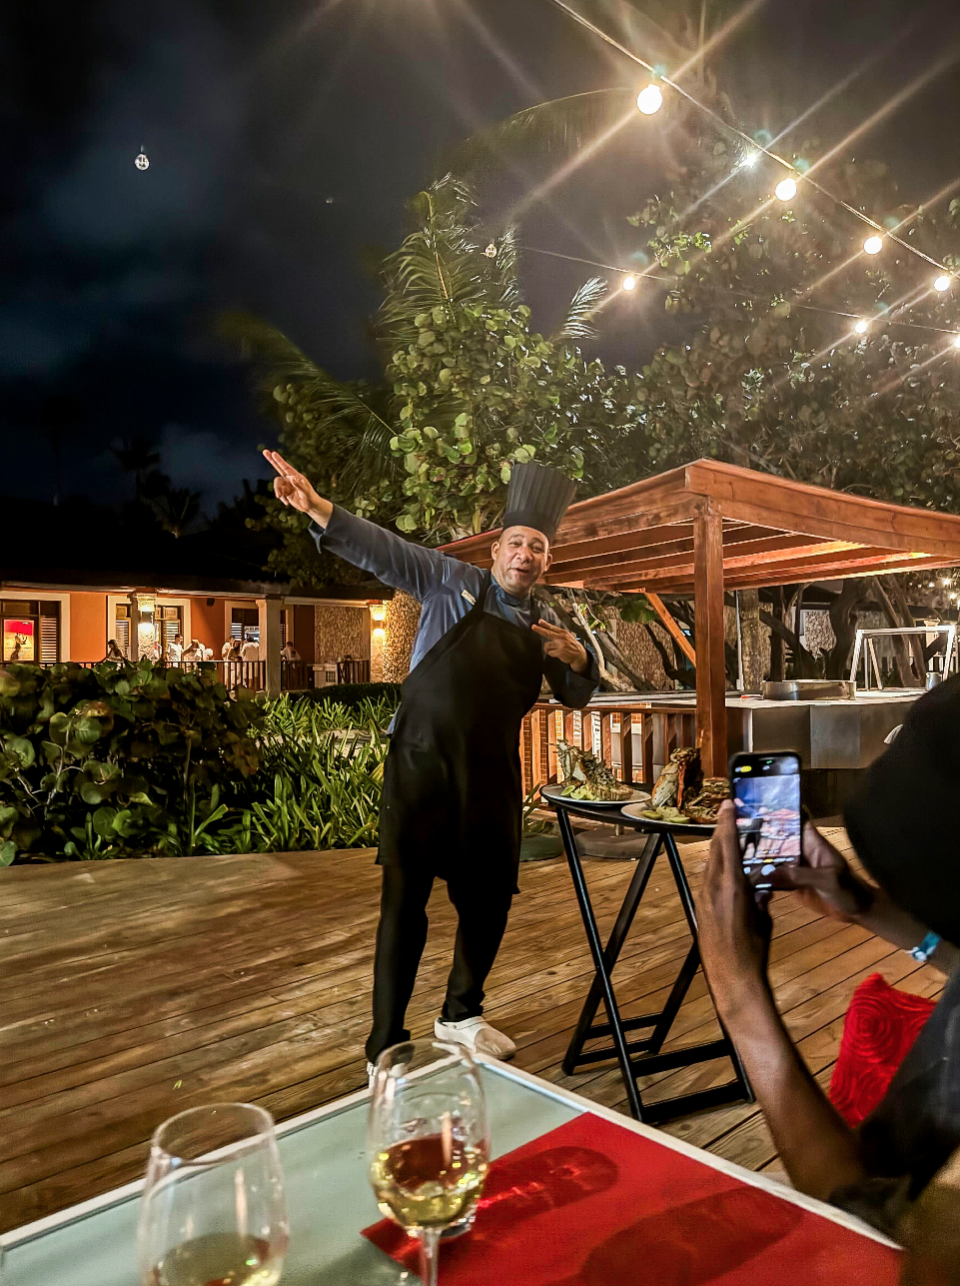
top-left (829, 973), bottom-right (936, 1127)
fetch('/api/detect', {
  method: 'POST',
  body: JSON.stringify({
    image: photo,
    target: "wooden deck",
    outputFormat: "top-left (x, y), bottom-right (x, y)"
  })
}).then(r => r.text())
top-left (0, 831), bottom-right (945, 1234)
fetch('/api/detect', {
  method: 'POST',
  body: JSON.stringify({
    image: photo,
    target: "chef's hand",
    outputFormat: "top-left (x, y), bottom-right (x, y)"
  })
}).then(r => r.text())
top-left (767, 824), bottom-right (874, 923)
top-left (697, 801), bottom-right (773, 1023)
top-left (263, 450), bottom-right (333, 527)
top-left (532, 620), bottom-right (589, 673)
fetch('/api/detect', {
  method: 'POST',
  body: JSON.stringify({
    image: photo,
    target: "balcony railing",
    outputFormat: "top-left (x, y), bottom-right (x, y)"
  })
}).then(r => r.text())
top-left (521, 699), bottom-right (697, 795)
top-left (19, 658), bottom-right (368, 694)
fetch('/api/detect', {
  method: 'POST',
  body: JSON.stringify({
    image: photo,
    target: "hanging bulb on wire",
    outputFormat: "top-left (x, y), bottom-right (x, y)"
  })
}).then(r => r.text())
top-left (934, 274), bottom-right (951, 292)
top-left (622, 275), bottom-right (637, 291)
top-left (135, 145), bottom-right (149, 171)
top-left (863, 236), bottom-right (883, 255)
top-left (854, 319), bottom-right (868, 334)
top-left (484, 242), bottom-right (498, 259)
top-left (636, 84), bottom-right (663, 115)
top-left (774, 177), bottom-right (797, 202)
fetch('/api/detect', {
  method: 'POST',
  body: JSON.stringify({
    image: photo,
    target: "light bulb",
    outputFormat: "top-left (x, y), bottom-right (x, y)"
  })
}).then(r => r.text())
top-left (863, 235), bottom-right (883, 255)
top-left (854, 319), bottom-right (868, 334)
top-left (954, 335), bottom-right (960, 349)
top-left (742, 151), bottom-right (759, 168)
top-left (135, 149), bottom-right (149, 171)
top-left (942, 577), bottom-right (952, 586)
top-left (935, 274), bottom-right (951, 292)
top-left (622, 275), bottom-right (637, 291)
top-left (636, 85), bottom-right (663, 115)
top-left (774, 177), bottom-right (797, 202)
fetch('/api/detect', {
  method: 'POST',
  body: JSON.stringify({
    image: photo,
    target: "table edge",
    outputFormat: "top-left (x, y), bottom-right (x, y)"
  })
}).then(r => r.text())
top-left (1, 1056), bottom-right (899, 1256)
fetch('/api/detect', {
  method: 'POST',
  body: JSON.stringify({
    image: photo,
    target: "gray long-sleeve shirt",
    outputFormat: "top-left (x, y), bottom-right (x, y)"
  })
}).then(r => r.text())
top-left (312, 507), bottom-right (599, 709)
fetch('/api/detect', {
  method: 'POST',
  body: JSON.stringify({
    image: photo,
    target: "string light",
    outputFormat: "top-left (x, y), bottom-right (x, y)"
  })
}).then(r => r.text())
top-left (741, 151), bottom-right (759, 168)
top-left (523, 244), bottom-right (960, 347)
top-left (863, 236), bottom-right (884, 255)
top-left (774, 178), bottom-right (797, 202)
top-left (934, 274), bottom-right (951, 292)
top-left (854, 319), bottom-right (868, 334)
top-left (134, 146), bottom-right (149, 171)
top-left (636, 84), bottom-right (663, 115)
top-left (622, 274), bottom-right (637, 290)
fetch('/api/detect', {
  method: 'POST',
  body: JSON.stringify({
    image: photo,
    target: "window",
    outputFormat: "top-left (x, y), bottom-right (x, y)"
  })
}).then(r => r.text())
top-left (231, 607), bottom-right (259, 643)
top-left (0, 599), bottom-right (59, 663)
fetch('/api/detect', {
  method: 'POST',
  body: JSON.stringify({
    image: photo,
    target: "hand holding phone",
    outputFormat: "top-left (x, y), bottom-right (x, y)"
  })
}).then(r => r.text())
top-left (730, 752), bottom-right (802, 892)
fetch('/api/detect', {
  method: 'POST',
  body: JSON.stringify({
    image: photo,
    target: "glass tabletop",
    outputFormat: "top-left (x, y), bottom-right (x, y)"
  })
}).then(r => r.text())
top-left (3, 1064), bottom-right (583, 1286)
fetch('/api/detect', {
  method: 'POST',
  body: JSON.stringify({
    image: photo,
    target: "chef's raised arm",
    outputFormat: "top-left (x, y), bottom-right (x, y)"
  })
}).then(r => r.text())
top-left (264, 449), bottom-right (455, 602)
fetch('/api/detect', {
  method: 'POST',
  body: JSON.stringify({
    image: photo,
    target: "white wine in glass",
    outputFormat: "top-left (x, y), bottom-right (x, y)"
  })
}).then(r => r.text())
top-left (137, 1103), bottom-right (288, 1286)
top-left (368, 1040), bottom-right (490, 1286)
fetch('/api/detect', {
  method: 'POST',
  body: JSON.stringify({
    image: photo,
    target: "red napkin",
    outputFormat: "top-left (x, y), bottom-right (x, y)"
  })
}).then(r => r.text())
top-left (829, 972), bottom-right (936, 1127)
top-left (363, 1112), bottom-right (900, 1284)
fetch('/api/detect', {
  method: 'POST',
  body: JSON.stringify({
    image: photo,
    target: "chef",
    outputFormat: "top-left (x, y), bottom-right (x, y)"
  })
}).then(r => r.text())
top-left (264, 450), bottom-right (599, 1070)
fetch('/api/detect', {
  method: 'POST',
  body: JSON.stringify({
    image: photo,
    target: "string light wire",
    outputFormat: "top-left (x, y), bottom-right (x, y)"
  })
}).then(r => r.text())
top-left (519, 244), bottom-right (960, 342)
top-left (541, 0), bottom-right (956, 275)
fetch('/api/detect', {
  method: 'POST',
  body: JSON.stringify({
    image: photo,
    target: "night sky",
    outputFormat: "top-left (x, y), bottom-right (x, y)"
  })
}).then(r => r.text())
top-left (4, 0), bottom-right (960, 514)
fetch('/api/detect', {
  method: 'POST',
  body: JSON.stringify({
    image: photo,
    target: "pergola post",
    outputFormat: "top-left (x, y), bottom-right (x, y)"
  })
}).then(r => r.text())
top-left (694, 501), bottom-right (727, 777)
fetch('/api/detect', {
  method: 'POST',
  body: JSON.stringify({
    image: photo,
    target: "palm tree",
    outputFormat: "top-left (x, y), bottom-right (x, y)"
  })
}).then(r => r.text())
top-left (111, 437), bottom-right (161, 501)
top-left (147, 485), bottom-right (202, 539)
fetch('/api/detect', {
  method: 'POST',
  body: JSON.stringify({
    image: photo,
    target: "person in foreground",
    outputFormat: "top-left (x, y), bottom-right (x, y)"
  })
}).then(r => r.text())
top-left (264, 450), bottom-right (599, 1070)
top-left (697, 676), bottom-right (960, 1283)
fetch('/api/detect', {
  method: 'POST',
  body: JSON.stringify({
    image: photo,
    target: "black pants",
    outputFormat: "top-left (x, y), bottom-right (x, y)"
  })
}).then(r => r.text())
top-left (365, 863), bottom-right (515, 1064)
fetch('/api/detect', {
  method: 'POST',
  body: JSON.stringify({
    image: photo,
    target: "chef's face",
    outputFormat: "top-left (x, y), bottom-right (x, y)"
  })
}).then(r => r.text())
top-left (491, 526), bottom-right (553, 595)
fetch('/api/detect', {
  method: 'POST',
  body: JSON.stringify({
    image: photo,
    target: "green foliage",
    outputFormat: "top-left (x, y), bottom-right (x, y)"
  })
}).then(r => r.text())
top-left (294, 682), bottom-right (402, 713)
top-left (624, 142), bottom-right (960, 506)
top-left (231, 176), bottom-right (648, 557)
top-left (0, 661), bottom-right (259, 861)
top-left (0, 667), bottom-right (392, 862)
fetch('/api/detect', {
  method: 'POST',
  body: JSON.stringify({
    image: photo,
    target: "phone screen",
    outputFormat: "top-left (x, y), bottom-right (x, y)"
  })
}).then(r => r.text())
top-left (731, 753), bottom-right (801, 890)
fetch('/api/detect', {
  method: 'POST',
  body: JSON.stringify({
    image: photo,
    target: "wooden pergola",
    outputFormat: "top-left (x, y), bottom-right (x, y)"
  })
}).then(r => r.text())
top-left (444, 459), bottom-right (960, 776)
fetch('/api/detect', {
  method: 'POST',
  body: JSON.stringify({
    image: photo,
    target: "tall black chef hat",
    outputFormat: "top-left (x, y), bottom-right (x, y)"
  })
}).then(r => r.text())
top-left (844, 673), bottom-right (960, 946)
top-left (501, 461), bottom-right (577, 544)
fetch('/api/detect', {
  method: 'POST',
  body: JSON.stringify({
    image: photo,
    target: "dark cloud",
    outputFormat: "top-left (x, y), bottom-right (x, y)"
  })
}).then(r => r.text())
top-left (4, 0), bottom-right (960, 515)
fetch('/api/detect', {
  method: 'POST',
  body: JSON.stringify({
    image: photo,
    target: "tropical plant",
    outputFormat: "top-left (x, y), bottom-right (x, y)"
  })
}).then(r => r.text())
top-left (0, 660), bottom-right (259, 863)
top-left (228, 176), bottom-right (649, 555)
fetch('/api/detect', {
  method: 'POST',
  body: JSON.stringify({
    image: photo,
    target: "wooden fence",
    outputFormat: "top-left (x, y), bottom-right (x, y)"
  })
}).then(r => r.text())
top-left (520, 700), bottom-right (697, 795)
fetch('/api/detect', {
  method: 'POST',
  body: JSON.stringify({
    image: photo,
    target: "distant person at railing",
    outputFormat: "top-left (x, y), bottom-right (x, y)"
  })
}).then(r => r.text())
top-left (697, 676), bottom-right (960, 1277)
top-left (264, 449), bottom-right (598, 1077)
top-left (281, 641), bottom-right (300, 662)
top-left (239, 637), bottom-right (260, 662)
top-left (182, 639), bottom-right (202, 662)
top-left (201, 643), bottom-right (214, 661)
top-left (221, 638), bottom-right (240, 661)
top-left (103, 639), bottom-right (125, 663)
top-left (166, 633), bottom-right (183, 664)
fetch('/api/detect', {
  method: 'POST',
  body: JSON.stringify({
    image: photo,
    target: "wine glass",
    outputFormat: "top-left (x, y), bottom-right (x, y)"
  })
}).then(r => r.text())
top-left (137, 1103), bottom-right (288, 1286)
top-left (368, 1040), bottom-right (490, 1286)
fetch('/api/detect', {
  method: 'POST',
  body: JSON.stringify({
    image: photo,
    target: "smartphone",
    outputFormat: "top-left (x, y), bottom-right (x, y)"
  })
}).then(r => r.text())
top-left (729, 752), bottom-right (802, 891)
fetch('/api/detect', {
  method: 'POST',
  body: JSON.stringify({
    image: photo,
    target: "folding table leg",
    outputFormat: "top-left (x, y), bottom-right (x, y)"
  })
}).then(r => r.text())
top-left (662, 831), bottom-right (755, 1104)
top-left (554, 807), bottom-right (646, 1121)
top-left (562, 829), bottom-right (662, 1076)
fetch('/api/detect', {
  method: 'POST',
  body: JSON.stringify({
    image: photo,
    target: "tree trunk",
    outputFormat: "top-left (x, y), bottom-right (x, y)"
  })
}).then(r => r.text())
top-left (824, 579), bottom-right (867, 679)
top-left (739, 589), bottom-right (765, 690)
top-left (382, 590), bottom-right (421, 682)
top-left (769, 586), bottom-right (785, 681)
top-left (870, 576), bottom-right (923, 689)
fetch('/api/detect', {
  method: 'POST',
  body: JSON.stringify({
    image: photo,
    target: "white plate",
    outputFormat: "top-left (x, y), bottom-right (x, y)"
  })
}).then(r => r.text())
top-left (620, 801), bottom-right (716, 829)
top-left (540, 783), bottom-right (652, 809)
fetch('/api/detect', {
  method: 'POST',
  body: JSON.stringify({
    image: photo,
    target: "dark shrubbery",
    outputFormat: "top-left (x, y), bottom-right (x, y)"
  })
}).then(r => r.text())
top-left (300, 682), bottom-right (402, 710)
top-left (0, 663), bottom-right (394, 863)
top-left (0, 661), bottom-right (259, 863)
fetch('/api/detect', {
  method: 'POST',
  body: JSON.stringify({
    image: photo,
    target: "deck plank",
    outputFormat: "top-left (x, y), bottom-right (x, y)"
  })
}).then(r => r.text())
top-left (0, 830), bottom-right (934, 1232)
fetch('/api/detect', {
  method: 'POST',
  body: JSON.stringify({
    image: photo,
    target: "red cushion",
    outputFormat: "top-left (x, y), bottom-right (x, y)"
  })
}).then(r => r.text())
top-left (828, 972), bottom-right (936, 1127)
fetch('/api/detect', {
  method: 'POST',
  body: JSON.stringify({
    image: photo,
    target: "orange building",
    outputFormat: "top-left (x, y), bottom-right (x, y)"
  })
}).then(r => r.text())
top-left (0, 572), bottom-right (382, 694)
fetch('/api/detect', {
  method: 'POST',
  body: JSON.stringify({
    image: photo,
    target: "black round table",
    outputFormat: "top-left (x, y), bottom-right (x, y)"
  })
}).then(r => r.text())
top-left (543, 791), bottom-right (753, 1125)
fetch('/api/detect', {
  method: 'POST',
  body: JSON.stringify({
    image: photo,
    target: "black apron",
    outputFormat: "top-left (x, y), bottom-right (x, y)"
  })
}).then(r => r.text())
top-left (378, 573), bottom-right (544, 892)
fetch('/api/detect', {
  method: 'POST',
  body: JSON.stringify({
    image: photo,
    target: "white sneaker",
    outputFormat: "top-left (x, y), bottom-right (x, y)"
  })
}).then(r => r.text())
top-left (434, 1016), bottom-right (517, 1060)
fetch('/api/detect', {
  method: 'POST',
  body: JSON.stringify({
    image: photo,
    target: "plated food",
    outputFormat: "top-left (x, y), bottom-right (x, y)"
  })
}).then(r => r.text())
top-left (547, 740), bottom-right (638, 803)
top-left (637, 748), bottom-right (730, 825)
